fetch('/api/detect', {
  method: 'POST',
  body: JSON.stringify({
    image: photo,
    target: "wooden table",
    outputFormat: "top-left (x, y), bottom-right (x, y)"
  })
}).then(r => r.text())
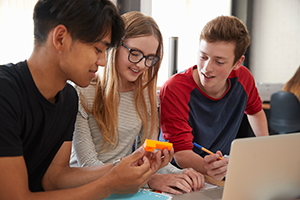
top-left (204, 175), bottom-right (224, 187)
top-left (262, 103), bottom-right (270, 109)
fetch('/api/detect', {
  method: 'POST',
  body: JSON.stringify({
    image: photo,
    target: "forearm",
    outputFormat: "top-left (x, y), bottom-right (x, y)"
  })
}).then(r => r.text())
top-left (247, 109), bottom-right (269, 136)
top-left (44, 163), bottom-right (114, 190)
top-left (32, 177), bottom-right (113, 200)
top-left (174, 150), bottom-right (207, 175)
top-left (0, 156), bottom-right (114, 200)
top-left (42, 142), bottom-right (113, 191)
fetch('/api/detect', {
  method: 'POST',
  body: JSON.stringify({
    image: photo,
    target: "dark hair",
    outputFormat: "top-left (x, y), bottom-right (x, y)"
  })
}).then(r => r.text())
top-left (33, 0), bottom-right (124, 48)
top-left (200, 15), bottom-right (250, 64)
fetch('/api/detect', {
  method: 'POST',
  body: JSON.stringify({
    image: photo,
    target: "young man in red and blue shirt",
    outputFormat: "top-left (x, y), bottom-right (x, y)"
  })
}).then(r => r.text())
top-left (160, 16), bottom-right (269, 181)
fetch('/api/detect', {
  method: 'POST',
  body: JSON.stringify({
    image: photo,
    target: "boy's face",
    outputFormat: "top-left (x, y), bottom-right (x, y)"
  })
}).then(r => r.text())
top-left (60, 30), bottom-right (112, 87)
top-left (195, 39), bottom-right (242, 98)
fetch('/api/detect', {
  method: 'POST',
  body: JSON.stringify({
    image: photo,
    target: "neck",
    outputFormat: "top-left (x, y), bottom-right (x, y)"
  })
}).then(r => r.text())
top-left (27, 47), bottom-right (67, 102)
top-left (119, 78), bottom-right (136, 92)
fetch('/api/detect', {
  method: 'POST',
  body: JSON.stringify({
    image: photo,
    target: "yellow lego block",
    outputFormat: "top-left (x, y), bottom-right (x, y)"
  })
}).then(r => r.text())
top-left (143, 139), bottom-right (173, 152)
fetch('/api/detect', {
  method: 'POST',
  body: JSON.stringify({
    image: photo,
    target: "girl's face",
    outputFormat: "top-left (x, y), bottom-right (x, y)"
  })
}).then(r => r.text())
top-left (116, 35), bottom-right (159, 92)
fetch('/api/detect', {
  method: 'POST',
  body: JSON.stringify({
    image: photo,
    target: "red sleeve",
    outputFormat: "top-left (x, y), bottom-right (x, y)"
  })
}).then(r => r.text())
top-left (232, 66), bottom-right (262, 115)
top-left (159, 70), bottom-right (195, 152)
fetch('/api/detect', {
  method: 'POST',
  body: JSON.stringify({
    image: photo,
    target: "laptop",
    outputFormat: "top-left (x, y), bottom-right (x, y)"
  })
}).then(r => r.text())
top-left (173, 132), bottom-right (300, 200)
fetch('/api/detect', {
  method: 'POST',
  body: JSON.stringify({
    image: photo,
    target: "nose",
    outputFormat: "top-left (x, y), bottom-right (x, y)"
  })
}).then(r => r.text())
top-left (135, 57), bottom-right (147, 69)
top-left (96, 52), bottom-right (107, 67)
top-left (203, 59), bottom-right (213, 73)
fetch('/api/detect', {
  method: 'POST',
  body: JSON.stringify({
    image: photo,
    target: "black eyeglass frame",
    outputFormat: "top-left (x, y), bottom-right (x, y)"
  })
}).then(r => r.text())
top-left (121, 43), bottom-right (160, 68)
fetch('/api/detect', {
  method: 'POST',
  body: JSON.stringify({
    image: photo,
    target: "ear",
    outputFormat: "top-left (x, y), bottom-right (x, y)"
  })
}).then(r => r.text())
top-left (233, 55), bottom-right (245, 70)
top-left (52, 25), bottom-right (69, 52)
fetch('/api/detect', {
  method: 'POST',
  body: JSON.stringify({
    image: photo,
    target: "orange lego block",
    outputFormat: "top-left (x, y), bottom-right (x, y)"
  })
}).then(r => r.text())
top-left (143, 139), bottom-right (173, 152)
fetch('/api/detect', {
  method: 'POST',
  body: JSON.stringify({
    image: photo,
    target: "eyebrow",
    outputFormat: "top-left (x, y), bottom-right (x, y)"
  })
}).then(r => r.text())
top-left (101, 40), bottom-right (111, 47)
top-left (200, 51), bottom-right (228, 60)
top-left (129, 45), bottom-right (157, 56)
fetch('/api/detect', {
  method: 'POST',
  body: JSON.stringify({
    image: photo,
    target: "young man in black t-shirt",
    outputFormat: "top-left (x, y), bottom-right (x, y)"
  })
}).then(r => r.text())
top-left (0, 0), bottom-right (173, 199)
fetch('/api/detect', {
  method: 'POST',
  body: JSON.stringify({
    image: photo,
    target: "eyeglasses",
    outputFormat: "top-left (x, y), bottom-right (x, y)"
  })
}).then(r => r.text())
top-left (121, 43), bottom-right (160, 68)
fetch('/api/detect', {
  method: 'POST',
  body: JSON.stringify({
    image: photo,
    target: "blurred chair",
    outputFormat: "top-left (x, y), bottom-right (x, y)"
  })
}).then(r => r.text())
top-left (269, 91), bottom-right (300, 134)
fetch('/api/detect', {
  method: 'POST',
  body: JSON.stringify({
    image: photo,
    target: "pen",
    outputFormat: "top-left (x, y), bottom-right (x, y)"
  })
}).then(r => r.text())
top-left (193, 142), bottom-right (223, 160)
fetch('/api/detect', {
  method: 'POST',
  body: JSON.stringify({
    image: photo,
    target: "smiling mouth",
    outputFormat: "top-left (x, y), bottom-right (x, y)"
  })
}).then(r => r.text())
top-left (202, 72), bottom-right (214, 78)
top-left (90, 70), bottom-right (98, 74)
top-left (130, 67), bottom-right (139, 73)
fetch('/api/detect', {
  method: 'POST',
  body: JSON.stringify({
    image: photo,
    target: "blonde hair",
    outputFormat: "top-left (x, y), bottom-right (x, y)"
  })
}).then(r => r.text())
top-left (80, 11), bottom-right (163, 152)
top-left (282, 66), bottom-right (300, 102)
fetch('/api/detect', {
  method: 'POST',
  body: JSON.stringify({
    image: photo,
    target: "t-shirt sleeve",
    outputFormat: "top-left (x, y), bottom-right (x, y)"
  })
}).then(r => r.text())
top-left (63, 84), bottom-right (79, 142)
top-left (0, 78), bottom-right (23, 156)
top-left (240, 67), bottom-right (262, 115)
top-left (159, 78), bottom-right (194, 152)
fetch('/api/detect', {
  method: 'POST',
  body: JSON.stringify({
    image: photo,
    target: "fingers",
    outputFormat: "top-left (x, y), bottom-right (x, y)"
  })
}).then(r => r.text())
top-left (148, 147), bottom-right (174, 173)
top-left (169, 183), bottom-right (191, 194)
top-left (204, 150), bottom-right (228, 167)
top-left (159, 177), bottom-right (192, 194)
top-left (127, 146), bottom-right (149, 167)
top-left (157, 182), bottom-right (191, 195)
top-left (160, 148), bottom-right (173, 168)
top-left (147, 170), bottom-right (204, 195)
top-left (132, 157), bottom-right (154, 186)
top-left (110, 160), bottom-right (151, 194)
top-left (182, 168), bottom-right (205, 191)
top-left (127, 146), bottom-right (146, 162)
top-left (112, 147), bottom-right (181, 195)
top-left (136, 156), bottom-right (155, 186)
top-left (209, 170), bottom-right (227, 181)
top-left (173, 174), bottom-right (193, 193)
top-left (164, 186), bottom-right (186, 195)
top-left (128, 146), bottom-right (174, 175)
top-left (147, 174), bottom-right (193, 195)
top-left (204, 153), bottom-right (222, 164)
top-left (122, 147), bottom-right (154, 180)
top-left (216, 150), bottom-right (223, 157)
top-left (168, 147), bottom-right (175, 162)
top-left (204, 152), bottom-right (229, 181)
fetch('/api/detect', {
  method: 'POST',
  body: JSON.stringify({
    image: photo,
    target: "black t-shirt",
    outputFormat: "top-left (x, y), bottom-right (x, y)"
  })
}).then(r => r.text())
top-left (0, 61), bottom-right (78, 191)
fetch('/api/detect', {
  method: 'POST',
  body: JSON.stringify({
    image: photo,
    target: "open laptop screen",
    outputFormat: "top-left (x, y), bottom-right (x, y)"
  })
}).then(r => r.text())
top-left (222, 133), bottom-right (300, 200)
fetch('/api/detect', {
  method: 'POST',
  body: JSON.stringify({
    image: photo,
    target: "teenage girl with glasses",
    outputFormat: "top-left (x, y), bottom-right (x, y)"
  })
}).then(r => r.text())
top-left (70, 11), bottom-right (204, 194)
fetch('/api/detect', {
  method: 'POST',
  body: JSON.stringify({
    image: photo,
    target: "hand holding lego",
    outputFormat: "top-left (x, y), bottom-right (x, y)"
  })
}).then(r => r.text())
top-left (143, 139), bottom-right (173, 152)
top-left (135, 139), bottom-right (173, 170)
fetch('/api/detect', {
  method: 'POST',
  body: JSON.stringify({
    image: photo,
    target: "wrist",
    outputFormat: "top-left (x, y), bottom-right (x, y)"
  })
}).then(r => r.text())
top-left (113, 158), bottom-right (122, 166)
top-left (147, 173), bottom-right (161, 189)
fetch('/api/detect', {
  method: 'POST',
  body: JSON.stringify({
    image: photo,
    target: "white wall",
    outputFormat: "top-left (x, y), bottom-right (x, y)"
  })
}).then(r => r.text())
top-left (111, 0), bottom-right (117, 5)
top-left (0, 0), bottom-right (37, 65)
top-left (140, 0), bottom-right (152, 16)
top-left (250, 0), bottom-right (300, 84)
top-left (151, 0), bottom-right (232, 87)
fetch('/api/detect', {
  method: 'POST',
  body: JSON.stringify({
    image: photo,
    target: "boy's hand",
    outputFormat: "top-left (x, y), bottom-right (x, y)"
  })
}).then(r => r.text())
top-left (108, 146), bottom-right (174, 194)
top-left (203, 151), bottom-right (229, 181)
top-left (150, 147), bottom-right (174, 170)
top-left (108, 146), bottom-right (153, 194)
top-left (136, 147), bottom-right (174, 171)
